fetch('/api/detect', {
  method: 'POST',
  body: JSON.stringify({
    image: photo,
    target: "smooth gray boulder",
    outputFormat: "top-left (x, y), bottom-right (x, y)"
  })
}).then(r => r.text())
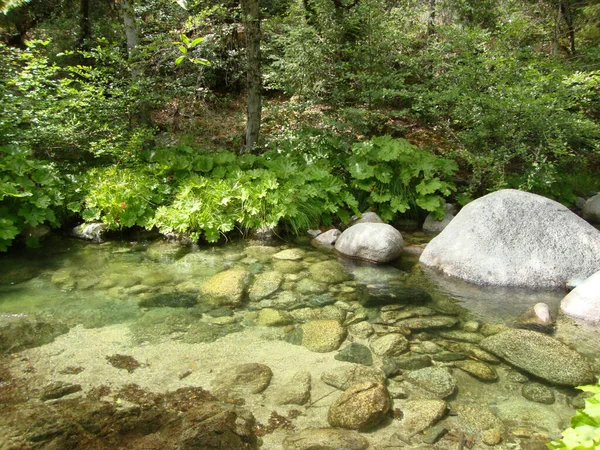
top-left (561, 269), bottom-right (600, 323)
top-left (583, 193), bottom-right (600, 224)
top-left (420, 189), bottom-right (600, 288)
top-left (335, 223), bottom-right (403, 263)
top-left (422, 203), bottom-right (459, 234)
top-left (348, 211), bottom-right (384, 226)
top-left (311, 229), bottom-right (341, 247)
top-left (480, 329), bottom-right (594, 386)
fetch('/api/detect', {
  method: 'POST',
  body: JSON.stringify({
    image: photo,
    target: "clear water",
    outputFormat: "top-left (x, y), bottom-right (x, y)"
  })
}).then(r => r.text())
top-left (1, 232), bottom-right (599, 448)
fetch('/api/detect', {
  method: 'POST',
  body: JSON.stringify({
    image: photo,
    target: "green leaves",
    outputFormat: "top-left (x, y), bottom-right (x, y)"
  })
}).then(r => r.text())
top-left (346, 136), bottom-right (457, 222)
top-left (548, 380), bottom-right (600, 450)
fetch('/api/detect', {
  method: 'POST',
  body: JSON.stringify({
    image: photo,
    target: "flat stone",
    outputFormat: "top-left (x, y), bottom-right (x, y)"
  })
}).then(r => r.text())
top-left (438, 330), bottom-right (483, 344)
top-left (282, 428), bottom-right (369, 450)
top-left (521, 382), bottom-right (555, 404)
top-left (273, 249), bottom-right (306, 261)
top-left (454, 360), bottom-right (498, 382)
top-left (422, 424), bottom-right (449, 444)
top-left (403, 367), bottom-right (457, 398)
top-left (335, 343), bottom-right (373, 366)
top-left (308, 261), bottom-right (351, 284)
top-left (296, 278), bottom-right (327, 295)
top-left (211, 363), bottom-right (273, 399)
top-left (199, 269), bottom-right (250, 307)
top-left (452, 403), bottom-right (505, 435)
top-left (257, 308), bottom-right (294, 326)
top-left (480, 329), bottom-right (595, 386)
top-left (301, 320), bottom-right (346, 352)
top-left (271, 371), bottom-right (311, 405)
top-left (432, 351), bottom-right (468, 362)
top-left (40, 382), bottom-right (82, 401)
top-left (394, 399), bottom-right (447, 438)
top-left (328, 382), bottom-right (392, 430)
top-left (396, 316), bottom-right (459, 330)
top-left (248, 271), bottom-right (283, 301)
top-left (361, 286), bottom-right (432, 307)
top-left (370, 333), bottom-right (409, 357)
top-left (321, 365), bottom-right (386, 390)
top-left (348, 321), bottom-right (374, 339)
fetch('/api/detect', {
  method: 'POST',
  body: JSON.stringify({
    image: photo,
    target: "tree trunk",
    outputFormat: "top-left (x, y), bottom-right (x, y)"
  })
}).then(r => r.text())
top-left (118, 0), bottom-right (151, 125)
top-left (78, 0), bottom-right (91, 49)
top-left (562, 0), bottom-right (576, 55)
top-left (240, 0), bottom-right (261, 154)
top-left (553, 0), bottom-right (562, 56)
top-left (427, 0), bottom-right (436, 36)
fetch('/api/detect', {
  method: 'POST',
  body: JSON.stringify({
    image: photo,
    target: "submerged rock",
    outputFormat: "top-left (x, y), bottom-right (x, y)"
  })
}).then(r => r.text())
top-left (0, 315), bottom-right (69, 353)
top-left (327, 382), bottom-right (392, 430)
top-left (282, 428), bottom-right (369, 450)
top-left (360, 285), bottom-right (432, 307)
top-left (335, 343), bottom-right (373, 366)
top-left (515, 302), bottom-right (554, 332)
top-left (480, 329), bottom-right (595, 386)
top-left (403, 367), bottom-right (457, 398)
top-left (393, 399), bottom-right (447, 439)
top-left (308, 260), bottom-right (351, 284)
top-left (270, 371), bottom-right (311, 405)
top-left (211, 363), bottom-right (273, 399)
top-left (301, 320), bottom-right (346, 352)
top-left (321, 365), bottom-right (386, 390)
top-left (273, 249), bottom-right (306, 261)
top-left (454, 360), bottom-right (498, 382)
top-left (199, 269), bottom-right (250, 307)
top-left (248, 271), bottom-right (283, 302)
top-left (369, 333), bottom-right (409, 357)
top-left (335, 223), bottom-right (403, 264)
top-left (420, 189), bottom-right (600, 287)
top-left (521, 382), bottom-right (555, 404)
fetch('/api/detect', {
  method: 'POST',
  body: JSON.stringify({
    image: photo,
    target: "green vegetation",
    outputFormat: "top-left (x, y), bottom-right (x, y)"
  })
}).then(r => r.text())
top-left (1, 0), bottom-right (599, 249)
top-left (548, 380), bottom-right (600, 450)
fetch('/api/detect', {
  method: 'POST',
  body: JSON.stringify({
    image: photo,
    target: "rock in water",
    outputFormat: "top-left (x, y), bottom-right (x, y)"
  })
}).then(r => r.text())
top-left (561, 269), bottom-right (600, 323)
top-left (422, 203), bottom-right (458, 234)
top-left (479, 329), bottom-right (594, 386)
top-left (283, 428), bottom-right (369, 450)
top-left (211, 363), bottom-right (273, 399)
top-left (420, 189), bottom-right (600, 287)
top-left (335, 223), bottom-right (403, 263)
top-left (327, 382), bottom-right (392, 430)
top-left (301, 320), bottom-right (347, 352)
top-left (199, 269), bottom-right (250, 307)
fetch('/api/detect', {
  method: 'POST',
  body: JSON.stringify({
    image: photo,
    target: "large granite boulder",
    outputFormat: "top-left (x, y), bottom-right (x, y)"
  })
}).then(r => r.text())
top-left (561, 269), bottom-right (600, 323)
top-left (583, 193), bottom-right (600, 224)
top-left (420, 189), bottom-right (600, 287)
top-left (335, 223), bottom-right (403, 263)
top-left (480, 329), bottom-right (594, 386)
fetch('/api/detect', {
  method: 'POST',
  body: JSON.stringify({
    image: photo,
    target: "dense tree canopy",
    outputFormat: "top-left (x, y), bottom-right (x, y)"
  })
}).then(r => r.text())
top-left (0, 0), bottom-right (599, 249)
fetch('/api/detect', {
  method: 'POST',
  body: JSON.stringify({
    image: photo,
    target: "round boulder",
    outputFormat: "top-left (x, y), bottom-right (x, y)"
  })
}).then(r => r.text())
top-left (583, 193), bottom-right (600, 224)
top-left (328, 382), bottom-right (392, 430)
top-left (561, 269), bottom-right (600, 323)
top-left (422, 203), bottom-right (459, 234)
top-left (335, 223), bottom-right (403, 263)
top-left (420, 189), bottom-right (600, 288)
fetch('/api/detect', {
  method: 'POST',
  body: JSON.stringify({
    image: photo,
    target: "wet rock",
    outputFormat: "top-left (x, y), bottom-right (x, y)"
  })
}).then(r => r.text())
top-left (296, 278), bottom-right (328, 295)
top-left (138, 292), bottom-right (197, 308)
top-left (145, 240), bottom-right (188, 262)
top-left (561, 269), bottom-right (600, 323)
top-left (348, 321), bottom-right (374, 339)
top-left (0, 315), bottom-right (69, 353)
top-left (507, 370), bottom-right (529, 383)
top-left (270, 371), bottom-right (311, 405)
top-left (273, 260), bottom-right (304, 274)
top-left (257, 308), bottom-right (294, 326)
top-left (454, 360), bottom-right (498, 382)
top-left (301, 320), bottom-right (346, 352)
top-left (273, 249), bottom-right (306, 261)
top-left (452, 403), bottom-right (505, 435)
top-left (71, 222), bottom-right (108, 242)
top-left (422, 203), bottom-right (458, 234)
top-left (348, 212), bottom-right (384, 226)
top-left (282, 428), bottom-right (369, 450)
top-left (396, 315), bottom-right (459, 330)
top-left (480, 329), bottom-right (595, 386)
top-left (40, 382), bottom-right (82, 401)
top-left (328, 382), bottom-right (392, 431)
top-left (515, 302), bottom-right (554, 332)
top-left (291, 305), bottom-right (346, 323)
top-left (311, 229), bottom-right (341, 247)
top-left (412, 341), bottom-right (444, 354)
top-left (479, 323), bottom-right (510, 336)
top-left (420, 189), bottom-right (600, 288)
top-left (308, 260), bottom-right (351, 284)
top-left (335, 343), bottom-right (373, 366)
top-left (381, 306), bottom-right (436, 323)
top-left (199, 269), bottom-right (250, 307)
top-left (521, 382), bottom-right (555, 404)
top-left (583, 193), bottom-right (600, 224)
top-left (270, 290), bottom-right (305, 308)
top-left (335, 223), bottom-right (403, 263)
top-left (360, 285), bottom-right (432, 307)
top-left (462, 320), bottom-right (481, 332)
top-left (212, 363), bottom-right (273, 399)
top-left (403, 367), bottom-right (457, 398)
top-left (437, 330), bottom-right (483, 344)
top-left (248, 271), bottom-right (283, 301)
top-left (369, 333), bottom-right (409, 357)
top-left (385, 355), bottom-right (432, 376)
top-left (322, 365), bottom-right (386, 390)
top-left (482, 428), bottom-right (503, 446)
top-left (394, 399), bottom-right (447, 439)
top-left (432, 351), bottom-right (468, 362)
top-left (422, 424), bottom-right (449, 444)
top-left (308, 294), bottom-right (337, 307)
top-left (436, 341), bottom-right (501, 364)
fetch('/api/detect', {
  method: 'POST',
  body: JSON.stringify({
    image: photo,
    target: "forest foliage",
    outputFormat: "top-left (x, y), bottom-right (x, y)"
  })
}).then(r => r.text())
top-left (1, 0), bottom-right (600, 248)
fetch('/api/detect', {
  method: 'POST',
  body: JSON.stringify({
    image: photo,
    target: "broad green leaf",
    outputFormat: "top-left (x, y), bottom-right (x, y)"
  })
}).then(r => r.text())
top-left (175, 56), bottom-right (186, 65)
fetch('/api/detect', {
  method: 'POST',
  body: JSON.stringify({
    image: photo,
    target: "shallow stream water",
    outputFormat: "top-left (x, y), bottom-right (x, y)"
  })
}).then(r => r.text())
top-left (1, 232), bottom-right (599, 449)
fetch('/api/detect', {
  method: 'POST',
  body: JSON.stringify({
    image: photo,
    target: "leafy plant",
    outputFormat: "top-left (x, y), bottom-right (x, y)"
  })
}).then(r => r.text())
top-left (346, 136), bottom-right (457, 221)
top-left (548, 380), bottom-right (600, 449)
top-left (0, 146), bottom-right (66, 250)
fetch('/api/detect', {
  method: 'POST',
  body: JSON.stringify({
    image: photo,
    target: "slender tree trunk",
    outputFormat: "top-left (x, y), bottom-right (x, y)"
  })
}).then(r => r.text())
top-left (427, 0), bottom-right (436, 36)
top-left (553, 0), bottom-right (562, 56)
top-left (240, 0), bottom-right (261, 154)
top-left (562, 0), bottom-right (576, 55)
top-left (118, 0), bottom-right (151, 125)
top-left (78, 0), bottom-right (91, 49)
